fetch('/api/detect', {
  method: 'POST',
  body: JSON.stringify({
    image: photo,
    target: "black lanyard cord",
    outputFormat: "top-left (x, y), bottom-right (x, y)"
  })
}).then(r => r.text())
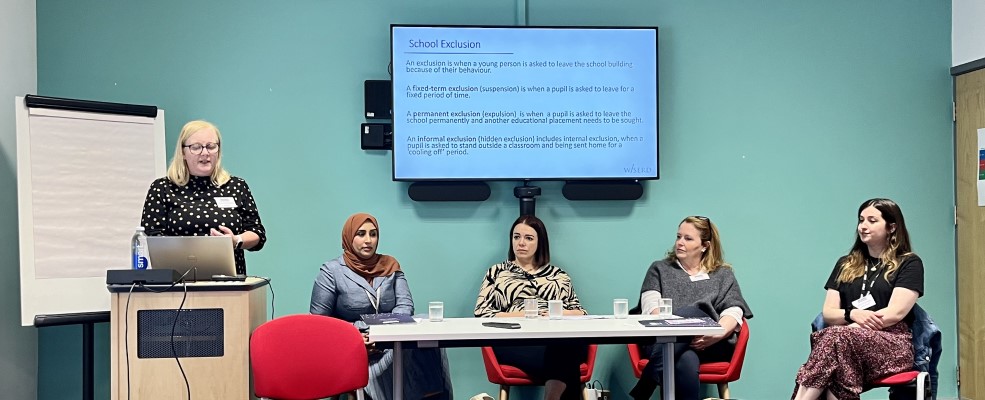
top-left (861, 261), bottom-right (884, 297)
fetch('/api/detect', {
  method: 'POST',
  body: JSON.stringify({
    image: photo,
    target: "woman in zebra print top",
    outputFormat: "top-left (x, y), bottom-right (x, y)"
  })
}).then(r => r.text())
top-left (474, 215), bottom-right (589, 400)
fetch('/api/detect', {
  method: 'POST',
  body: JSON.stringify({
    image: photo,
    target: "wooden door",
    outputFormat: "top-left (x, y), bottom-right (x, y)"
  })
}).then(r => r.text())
top-left (955, 67), bottom-right (985, 400)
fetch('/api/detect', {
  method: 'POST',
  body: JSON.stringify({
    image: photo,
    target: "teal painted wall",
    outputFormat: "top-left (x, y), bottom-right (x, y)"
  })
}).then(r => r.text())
top-left (0, 0), bottom-right (38, 398)
top-left (33, 1), bottom-right (954, 399)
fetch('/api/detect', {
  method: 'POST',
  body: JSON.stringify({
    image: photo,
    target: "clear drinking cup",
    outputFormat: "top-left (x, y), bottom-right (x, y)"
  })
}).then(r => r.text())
top-left (658, 298), bottom-right (673, 317)
top-left (547, 300), bottom-right (563, 319)
top-left (428, 301), bottom-right (444, 322)
top-left (524, 298), bottom-right (539, 319)
top-left (613, 298), bottom-right (629, 319)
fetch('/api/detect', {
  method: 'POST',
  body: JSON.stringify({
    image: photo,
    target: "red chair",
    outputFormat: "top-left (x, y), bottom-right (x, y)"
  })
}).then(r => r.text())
top-left (810, 312), bottom-right (935, 400)
top-left (481, 344), bottom-right (598, 400)
top-left (250, 314), bottom-right (369, 400)
top-left (627, 319), bottom-right (749, 399)
top-left (868, 371), bottom-right (931, 400)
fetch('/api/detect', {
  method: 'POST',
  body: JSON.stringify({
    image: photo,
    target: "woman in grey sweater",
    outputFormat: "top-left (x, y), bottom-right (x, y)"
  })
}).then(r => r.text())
top-left (629, 216), bottom-right (753, 400)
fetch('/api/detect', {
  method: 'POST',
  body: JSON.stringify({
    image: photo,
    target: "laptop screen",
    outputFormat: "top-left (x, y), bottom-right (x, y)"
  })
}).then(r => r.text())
top-left (146, 236), bottom-right (237, 281)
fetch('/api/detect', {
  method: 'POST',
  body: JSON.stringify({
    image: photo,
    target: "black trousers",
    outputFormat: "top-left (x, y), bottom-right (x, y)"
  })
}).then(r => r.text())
top-left (638, 306), bottom-right (734, 400)
top-left (492, 344), bottom-right (589, 400)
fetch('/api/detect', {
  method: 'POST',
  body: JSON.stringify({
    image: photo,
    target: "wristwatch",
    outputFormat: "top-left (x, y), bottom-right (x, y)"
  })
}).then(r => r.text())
top-left (234, 235), bottom-right (244, 250)
top-left (844, 307), bottom-right (854, 324)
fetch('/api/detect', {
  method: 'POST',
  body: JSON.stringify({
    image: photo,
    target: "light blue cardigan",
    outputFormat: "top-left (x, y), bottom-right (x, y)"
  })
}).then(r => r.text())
top-left (309, 256), bottom-right (452, 400)
top-left (310, 256), bottom-right (414, 326)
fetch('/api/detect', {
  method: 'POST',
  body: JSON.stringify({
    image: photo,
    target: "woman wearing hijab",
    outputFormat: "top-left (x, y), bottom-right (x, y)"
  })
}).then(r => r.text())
top-left (310, 213), bottom-right (452, 400)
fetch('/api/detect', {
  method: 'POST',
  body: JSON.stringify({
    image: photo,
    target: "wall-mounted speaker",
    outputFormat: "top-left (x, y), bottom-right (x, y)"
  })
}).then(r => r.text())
top-left (361, 123), bottom-right (392, 150)
top-left (364, 80), bottom-right (392, 119)
top-left (408, 182), bottom-right (491, 202)
top-left (562, 180), bottom-right (644, 201)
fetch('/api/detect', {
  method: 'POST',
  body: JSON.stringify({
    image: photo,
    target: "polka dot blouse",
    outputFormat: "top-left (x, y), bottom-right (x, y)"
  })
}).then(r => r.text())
top-left (140, 175), bottom-right (267, 275)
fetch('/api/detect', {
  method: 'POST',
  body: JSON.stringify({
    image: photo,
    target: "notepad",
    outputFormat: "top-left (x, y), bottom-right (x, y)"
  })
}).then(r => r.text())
top-left (361, 313), bottom-right (416, 325)
top-left (638, 316), bottom-right (720, 327)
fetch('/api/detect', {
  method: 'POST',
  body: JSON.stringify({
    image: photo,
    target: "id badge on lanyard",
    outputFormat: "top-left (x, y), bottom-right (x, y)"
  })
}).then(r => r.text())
top-left (852, 264), bottom-right (880, 310)
top-left (365, 286), bottom-right (382, 313)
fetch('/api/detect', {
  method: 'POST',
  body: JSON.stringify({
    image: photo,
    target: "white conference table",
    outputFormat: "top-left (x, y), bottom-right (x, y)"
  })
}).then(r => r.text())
top-left (369, 315), bottom-right (723, 400)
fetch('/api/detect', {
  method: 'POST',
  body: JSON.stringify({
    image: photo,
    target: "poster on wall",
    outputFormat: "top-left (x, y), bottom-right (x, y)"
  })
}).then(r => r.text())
top-left (978, 128), bottom-right (985, 206)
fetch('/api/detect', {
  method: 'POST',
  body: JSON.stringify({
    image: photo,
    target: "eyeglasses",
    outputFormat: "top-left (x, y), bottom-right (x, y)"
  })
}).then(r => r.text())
top-left (183, 142), bottom-right (220, 154)
top-left (693, 215), bottom-right (709, 221)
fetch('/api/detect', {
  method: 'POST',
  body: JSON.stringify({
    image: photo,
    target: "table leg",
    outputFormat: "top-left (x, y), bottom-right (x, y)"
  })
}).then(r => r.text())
top-left (393, 342), bottom-right (403, 400)
top-left (662, 342), bottom-right (675, 400)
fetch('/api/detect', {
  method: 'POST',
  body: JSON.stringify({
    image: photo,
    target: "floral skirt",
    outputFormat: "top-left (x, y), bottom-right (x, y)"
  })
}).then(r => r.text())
top-left (793, 322), bottom-right (913, 400)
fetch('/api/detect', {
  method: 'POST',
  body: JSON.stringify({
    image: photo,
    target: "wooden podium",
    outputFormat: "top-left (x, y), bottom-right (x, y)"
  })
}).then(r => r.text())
top-left (108, 277), bottom-right (269, 399)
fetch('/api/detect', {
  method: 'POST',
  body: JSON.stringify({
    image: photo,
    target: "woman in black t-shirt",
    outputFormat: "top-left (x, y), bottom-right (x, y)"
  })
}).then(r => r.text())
top-left (792, 198), bottom-right (923, 400)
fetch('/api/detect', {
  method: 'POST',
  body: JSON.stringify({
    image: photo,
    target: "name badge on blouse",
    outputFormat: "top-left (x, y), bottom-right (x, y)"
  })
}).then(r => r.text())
top-left (214, 197), bottom-right (237, 208)
top-left (689, 273), bottom-right (710, 282)
top-left (852, 294), bottom-right (876, 310)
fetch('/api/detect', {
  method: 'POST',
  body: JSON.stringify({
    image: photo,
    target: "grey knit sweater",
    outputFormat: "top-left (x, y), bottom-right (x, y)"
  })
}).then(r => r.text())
top-left (639, 258), bottom-right (753, 324)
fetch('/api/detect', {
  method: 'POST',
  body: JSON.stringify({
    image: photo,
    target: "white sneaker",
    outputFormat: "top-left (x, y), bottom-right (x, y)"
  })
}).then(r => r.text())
top-left (469, 393), bottom-right (494, 400)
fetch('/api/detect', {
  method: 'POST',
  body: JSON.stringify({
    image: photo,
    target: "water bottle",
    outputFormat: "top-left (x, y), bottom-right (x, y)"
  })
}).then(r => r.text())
top-left (131, 227), bottom-right (151, 270)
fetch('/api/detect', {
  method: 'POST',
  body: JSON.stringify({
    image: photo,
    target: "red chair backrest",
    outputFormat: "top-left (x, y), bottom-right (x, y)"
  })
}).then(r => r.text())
top-left (715, 318), bottom-right (750, 381)
top-left (481, 346), bottom-right (507, 383)
top-left (583, 344), bottom-right (598, 380)
top-left (250, 314), bottom-right (369, 400)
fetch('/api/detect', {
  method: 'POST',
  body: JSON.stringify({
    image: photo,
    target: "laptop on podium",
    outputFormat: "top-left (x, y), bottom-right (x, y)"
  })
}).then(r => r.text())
top-left (146, 236), bottom-right (238, 281)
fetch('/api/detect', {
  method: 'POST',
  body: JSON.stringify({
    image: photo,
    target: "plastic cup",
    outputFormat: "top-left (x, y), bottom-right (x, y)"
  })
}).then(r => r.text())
top-left (658, 298), bottom-right (673, 317)
top-left (613, 298), bottom-right (629, 319)
top-left (428, 301), bottom-right (444, 322)
top-left (548, 300), bottom-right (563, 319)
top-left (524, 298), bottom-right (539, 319)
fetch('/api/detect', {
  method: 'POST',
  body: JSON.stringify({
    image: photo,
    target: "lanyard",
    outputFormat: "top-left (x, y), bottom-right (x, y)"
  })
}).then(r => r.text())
top-left (861, 261), bottom-right (883, 297)
top-left (364, 286), bottom-right (382, 314)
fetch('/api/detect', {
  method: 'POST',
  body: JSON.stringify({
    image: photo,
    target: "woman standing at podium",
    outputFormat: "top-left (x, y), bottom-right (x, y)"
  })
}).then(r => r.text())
top-left (474, 215), bottom-right (589, 400)
top-left (310, 212), bottom-right (452, 400)
top-left (140, 120), bottom-right (267, 275)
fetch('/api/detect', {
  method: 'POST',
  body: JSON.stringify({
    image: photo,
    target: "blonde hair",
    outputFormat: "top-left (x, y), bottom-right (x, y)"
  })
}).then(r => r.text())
top-left (837, 198), bottom-right (914, 284)
top-left (664, 216), bottom-right (731, 273)
top-left (166, 120), bottom-right (230, 187)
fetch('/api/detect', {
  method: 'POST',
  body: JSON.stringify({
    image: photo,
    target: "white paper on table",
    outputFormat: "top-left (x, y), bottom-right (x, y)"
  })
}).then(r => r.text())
top-left (664, 318), bottom-right (709, 325)
top-left (562, 315), bottom-right (612, 320)
top-left (648, 314), bottom-right (682, 320)
top-left (564, 314), bottom-right (683, 320)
